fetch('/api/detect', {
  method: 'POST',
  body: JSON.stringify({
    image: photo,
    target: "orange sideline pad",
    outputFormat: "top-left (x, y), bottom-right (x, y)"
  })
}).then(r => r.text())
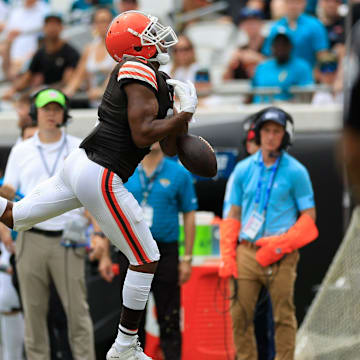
top-left (145, 258), bottom-right (235, 359)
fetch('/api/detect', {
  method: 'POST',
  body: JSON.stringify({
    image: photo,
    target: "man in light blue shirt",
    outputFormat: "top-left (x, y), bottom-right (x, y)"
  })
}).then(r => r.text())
top-left (253, 31), bottom-right (313, 103)
top-left (220, 107), bottom-right (318, 360)
top-left (262, 0), bottom-right (329, 68)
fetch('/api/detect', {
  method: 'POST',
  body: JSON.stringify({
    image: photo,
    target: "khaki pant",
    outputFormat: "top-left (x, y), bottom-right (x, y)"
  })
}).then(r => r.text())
top-left (230, 243), bottom-right (299, 360)
top-left (16, 231), bottom-right (95, 360)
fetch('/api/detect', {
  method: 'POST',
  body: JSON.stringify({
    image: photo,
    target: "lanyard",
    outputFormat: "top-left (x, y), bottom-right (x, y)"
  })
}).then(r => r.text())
top-left (37, 136), bottom-right (67, 178)
top-left (254, 151), bottom-right (281, 214)
top-left (138, 159), bottom-right (164, 205)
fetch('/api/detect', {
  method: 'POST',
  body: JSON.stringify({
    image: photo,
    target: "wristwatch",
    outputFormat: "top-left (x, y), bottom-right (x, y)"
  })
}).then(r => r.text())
top-left (183, 255), bottom-right (193, 263)
top-left (93, 231), bottom-right (106, 238)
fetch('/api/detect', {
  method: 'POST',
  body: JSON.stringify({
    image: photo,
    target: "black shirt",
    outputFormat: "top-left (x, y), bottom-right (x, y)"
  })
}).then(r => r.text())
top-left (325, 18), bottom-right (345, 49)
top-left (28, 43), bottom-right (80, 84)
top-left (80, 58), bottom-right (174, 182)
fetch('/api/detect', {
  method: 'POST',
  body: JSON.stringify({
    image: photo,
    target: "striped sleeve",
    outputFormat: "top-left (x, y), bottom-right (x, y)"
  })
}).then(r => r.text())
top-left (117, 61), bottom-right (158, 91)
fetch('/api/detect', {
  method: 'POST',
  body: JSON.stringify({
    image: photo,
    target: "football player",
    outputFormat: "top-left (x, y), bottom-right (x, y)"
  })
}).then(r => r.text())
top-left (0, 11), bottom-right (198, 360)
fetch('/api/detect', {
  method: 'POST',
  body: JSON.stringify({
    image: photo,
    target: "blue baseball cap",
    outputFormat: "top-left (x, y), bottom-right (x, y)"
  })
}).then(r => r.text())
top-left (258, 108), bottom-right (288, 127)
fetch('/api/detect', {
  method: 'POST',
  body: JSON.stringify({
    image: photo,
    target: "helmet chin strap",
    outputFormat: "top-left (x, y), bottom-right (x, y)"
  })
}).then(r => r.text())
top-left (156, 52), bottom-right (170, 65)
top-left (148, 52), bottom-right (170, 65)
top-left (148, 43), bottom-right (171, 65)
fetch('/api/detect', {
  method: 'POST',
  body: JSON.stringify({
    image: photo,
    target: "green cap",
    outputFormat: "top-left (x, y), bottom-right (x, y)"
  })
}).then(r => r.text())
top-left (35, 89), bottom-right (66, 109)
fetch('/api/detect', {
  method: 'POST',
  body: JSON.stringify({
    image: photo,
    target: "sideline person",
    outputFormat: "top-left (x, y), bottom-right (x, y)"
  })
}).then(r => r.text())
top-left (220, 106), bottom-right (318, 359)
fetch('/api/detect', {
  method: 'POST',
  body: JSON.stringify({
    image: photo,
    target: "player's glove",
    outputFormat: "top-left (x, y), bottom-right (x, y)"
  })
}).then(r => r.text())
top-left (166, 79), bottom-right (198, 114)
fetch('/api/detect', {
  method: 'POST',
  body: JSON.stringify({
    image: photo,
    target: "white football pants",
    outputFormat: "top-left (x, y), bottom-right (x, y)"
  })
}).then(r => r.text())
top-left (12, 149), bottom-right (160, 265)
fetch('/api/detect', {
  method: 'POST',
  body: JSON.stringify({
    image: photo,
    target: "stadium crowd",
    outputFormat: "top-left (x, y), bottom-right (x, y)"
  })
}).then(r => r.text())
top-left (0, 0), bottom-right (349, 113)
top-left (0, 0), bottom-right (355, 360)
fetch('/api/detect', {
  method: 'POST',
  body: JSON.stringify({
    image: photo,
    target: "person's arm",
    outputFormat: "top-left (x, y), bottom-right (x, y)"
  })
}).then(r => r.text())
top-left (125, 83), bottom-right (193, 148)
top-left (179, 210), bottom-right (195, 285)
top-left (255, 207), bottom-right (318, 266)
top-left (159, 106), bottom-right (188, 156)
top-left (255, 167), bottom-right (318, 266)
top-left (314, 21), bottom-right (330, 60)
top-left (301, 207), bottom-right (316, 221)
top-left (2, 71), bottom-right (32, 100)
top-left (2, 146), bottom-right (21, 198)
top-left (0, 223), bottom-right (14, 254)
top-left (0, 184), bottom-right (16, 200)
top-left (227, 204), bottom-right (241, 221)
top-left (98, 248), bottom-right (114, 283)
top-left (219, 166), bottom-right (243, 278)
top-left (85, 209), bottom-right (108, 261)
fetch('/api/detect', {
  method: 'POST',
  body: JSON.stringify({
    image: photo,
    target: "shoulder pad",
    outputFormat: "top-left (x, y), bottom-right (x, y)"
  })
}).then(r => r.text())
top-left (117, 60), bottom-right (158, 91)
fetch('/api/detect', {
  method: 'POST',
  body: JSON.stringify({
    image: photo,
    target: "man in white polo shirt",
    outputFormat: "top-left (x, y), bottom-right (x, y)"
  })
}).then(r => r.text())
top-left (0, 88), bottom-right (96, 360)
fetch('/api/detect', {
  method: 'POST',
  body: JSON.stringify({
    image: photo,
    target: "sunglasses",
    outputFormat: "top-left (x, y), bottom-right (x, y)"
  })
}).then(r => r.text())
top-left (319, 61), bottom-right (338, 73)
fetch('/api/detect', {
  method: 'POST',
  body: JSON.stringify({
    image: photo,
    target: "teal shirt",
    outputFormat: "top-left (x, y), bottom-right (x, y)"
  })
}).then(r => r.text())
top-left (252, 57), bottom-right (313, 103)
top-left (125, 158), bottom-right (198, 243)
top-left (229, 151), bottom-right (315, 242)
top-left (262, 13), bottom-right (329, 68)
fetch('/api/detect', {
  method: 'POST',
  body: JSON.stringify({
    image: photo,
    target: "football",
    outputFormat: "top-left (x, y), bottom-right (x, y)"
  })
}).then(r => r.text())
top-left (176, 134), bottom-right (217, 178)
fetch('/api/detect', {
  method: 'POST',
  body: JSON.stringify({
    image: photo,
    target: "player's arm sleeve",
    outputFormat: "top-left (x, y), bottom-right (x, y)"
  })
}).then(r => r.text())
top-left (178, 170), bottom-right (198, 213)
top-left (313, 21), bottom-right (329, 52)
top-left (117, 61), bottom-right (158, 95)
top-left (292, 166), bottom-right (315, 211)
top-left (3, 147), bottom-right (21, 191)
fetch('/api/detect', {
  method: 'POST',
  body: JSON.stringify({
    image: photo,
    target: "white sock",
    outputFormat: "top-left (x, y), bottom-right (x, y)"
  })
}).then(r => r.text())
top-left (0, 197), bottom-right (7, 218)
top-left (1, 312), bottom-right (24, 360)
top-left (115, 269), bottom-right (154, 352)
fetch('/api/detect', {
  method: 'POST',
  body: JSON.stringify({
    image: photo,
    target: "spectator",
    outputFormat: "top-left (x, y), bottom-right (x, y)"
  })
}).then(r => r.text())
top-left (252, 30), bottom-right (314, 103)
top-left (223, 7), bottom-right (265, 81)
top-left (0, 231), bottom-right (24, 360)
top-left (312, 52), bottom-right (342, 104)
top-left (262, 0), bottom-right (329, 68)
top-left (318, 0), bottom-right (345, 53)
top-left (21, 123), bottom-right (38, 140)
top-left (0, 0), bottom-right (8, 33)
top-left (306, 0), bottom-right (318, 15)
top-left (161, 35), bottom-right (211, 93)
top-left (270, 0), bottom-right (287, 20)
top-left (0, 117), bottom-right (76, 360)
top-left (220, 106), bottom-right (318, 360)
top-left (0, 88), bottom-right (96, 360)
top-left (71, 0), bottom-right (114, 12)
top-left (115, 0), bottom-right (139, 13)
top-left (99, 142), bottom-right (197, 360)
top-left (2, 13), bottom-right (80, 101)
top-left (1, 0), bottom-right (49, 80)
top-left (222, 113), bottom-right (275, 360)
top-left (64, 7), bottom-right (114, 108)
top-left (13, 93), bottom-right (33, 131)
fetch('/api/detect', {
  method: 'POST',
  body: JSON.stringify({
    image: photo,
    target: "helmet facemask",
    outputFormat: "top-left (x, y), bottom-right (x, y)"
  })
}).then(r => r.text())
top-left (127, 12), bottom-right (178, 65)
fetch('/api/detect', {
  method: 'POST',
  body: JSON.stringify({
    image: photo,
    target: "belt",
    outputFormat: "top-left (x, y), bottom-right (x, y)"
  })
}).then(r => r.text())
top-left (240, 240), bottom-right (258, 249)
top-left (28, 228), bottom-right (63, 238)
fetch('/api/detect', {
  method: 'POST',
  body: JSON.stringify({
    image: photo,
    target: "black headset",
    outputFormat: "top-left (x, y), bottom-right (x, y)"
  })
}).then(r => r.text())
top-left (29, 88), bottom-right (71, 127)
top-left (253, 106), bottom-right (294, 150)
